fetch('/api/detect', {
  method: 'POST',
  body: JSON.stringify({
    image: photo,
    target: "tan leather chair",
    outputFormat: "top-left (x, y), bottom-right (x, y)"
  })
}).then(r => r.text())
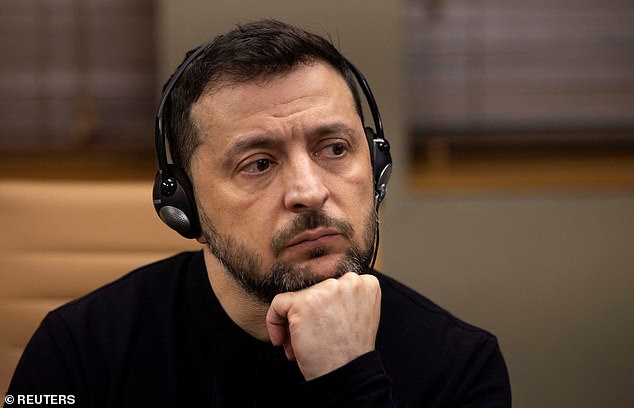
top-left (0, 180), bottom-right (200, 392)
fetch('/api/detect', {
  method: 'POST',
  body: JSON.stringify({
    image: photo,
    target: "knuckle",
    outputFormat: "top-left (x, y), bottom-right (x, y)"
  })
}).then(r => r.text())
top-left (361, 273), bottom-right (379, 287)
top-left (300, 286), bottom-right (327, 308)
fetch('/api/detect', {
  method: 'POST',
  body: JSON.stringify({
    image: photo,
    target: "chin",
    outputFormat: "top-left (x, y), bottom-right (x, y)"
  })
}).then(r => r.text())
top-left (299, 252), bottom-right (348, 281)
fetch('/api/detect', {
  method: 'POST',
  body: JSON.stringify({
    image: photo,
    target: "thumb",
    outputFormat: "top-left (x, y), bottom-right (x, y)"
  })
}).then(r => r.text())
top-left (283, 338), bottom-right (296, 361)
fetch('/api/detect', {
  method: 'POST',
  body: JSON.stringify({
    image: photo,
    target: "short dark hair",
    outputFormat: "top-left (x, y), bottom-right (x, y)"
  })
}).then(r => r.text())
top-left (162, 19), bottom-right (364, 172)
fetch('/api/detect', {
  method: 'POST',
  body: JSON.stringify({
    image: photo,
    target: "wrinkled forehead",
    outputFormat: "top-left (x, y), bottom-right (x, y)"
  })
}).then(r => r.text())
top-left (190, 62), bottom-right (360, 137)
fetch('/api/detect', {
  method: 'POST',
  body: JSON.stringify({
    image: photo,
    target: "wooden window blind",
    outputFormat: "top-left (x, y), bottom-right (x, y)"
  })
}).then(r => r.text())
top-left (406, 0), bottom-right (634, 157)
top-left (0, 0), bottom-right (156, 153)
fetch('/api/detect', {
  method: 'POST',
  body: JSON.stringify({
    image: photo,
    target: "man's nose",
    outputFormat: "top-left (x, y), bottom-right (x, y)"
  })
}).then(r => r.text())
top-left (282, 155), bottom-right (329, 212)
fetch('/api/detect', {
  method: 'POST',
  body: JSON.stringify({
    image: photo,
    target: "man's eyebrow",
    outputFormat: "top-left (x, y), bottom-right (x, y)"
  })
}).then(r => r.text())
top-left (306, 123), bottom-right (357, 141)
top-left (222, 135), bottom-right (283, 168)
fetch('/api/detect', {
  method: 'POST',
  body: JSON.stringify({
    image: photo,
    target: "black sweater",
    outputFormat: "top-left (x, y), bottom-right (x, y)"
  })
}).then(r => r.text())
top-left (7, 251), bottom-right (511, 407)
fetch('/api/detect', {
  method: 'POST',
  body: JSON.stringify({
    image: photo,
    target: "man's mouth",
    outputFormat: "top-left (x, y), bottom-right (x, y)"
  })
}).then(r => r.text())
top-left (284, 228), bottom-right (342, 253)
top-left (270, 211), bottom-right (355, 258)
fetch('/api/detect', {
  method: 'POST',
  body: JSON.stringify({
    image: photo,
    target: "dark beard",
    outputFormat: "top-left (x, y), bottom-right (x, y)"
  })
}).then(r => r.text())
top-left (199, 210), bottom-right (375, 304)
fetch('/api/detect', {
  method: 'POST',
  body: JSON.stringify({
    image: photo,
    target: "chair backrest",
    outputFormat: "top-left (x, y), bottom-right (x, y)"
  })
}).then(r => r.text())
top-left (0, 179), bottom-right (200, 392)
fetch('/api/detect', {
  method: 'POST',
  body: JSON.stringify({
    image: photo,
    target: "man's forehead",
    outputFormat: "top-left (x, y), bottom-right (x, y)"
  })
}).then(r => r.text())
top-left (190, 62), bottom-right (358, 141)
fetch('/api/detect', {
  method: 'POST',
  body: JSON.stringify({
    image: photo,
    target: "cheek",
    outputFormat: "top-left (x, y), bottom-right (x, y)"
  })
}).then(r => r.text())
top-left (353, 161), bottom-right (376, 220)
top-left (356, 146), bottom-right (376, 193)
top-left (198, 187), bottom-right (253, 228)
top-left (196, 181), bottom-right (280, 242)
top-left (346, 156), bottom-right (375, 199)
top-left (334, 162), bottom-right (375, 225)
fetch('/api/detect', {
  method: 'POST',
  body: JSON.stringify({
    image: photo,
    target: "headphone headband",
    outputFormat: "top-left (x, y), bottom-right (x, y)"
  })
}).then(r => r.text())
top-left (155, 45), bottom-right (209, 179)
top-left (344, 59), bottom-right (384, 141)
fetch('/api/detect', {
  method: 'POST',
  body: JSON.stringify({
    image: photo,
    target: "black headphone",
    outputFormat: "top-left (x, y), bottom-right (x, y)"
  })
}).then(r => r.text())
top-left (153, 45), bottom-right (392, 239)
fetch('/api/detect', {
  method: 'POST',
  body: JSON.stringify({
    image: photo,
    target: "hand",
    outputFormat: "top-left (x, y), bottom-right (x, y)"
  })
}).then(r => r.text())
top-left (265, 272), bottom-right (382, 380)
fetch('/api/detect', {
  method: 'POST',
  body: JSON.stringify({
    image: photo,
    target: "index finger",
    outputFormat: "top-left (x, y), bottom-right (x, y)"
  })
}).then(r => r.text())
top-left (265, 292), bottom-right (294, 346)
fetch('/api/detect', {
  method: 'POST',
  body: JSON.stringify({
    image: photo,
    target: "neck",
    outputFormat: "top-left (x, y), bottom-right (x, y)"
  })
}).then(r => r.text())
top-left (202, 247), bottom-right (271, 341)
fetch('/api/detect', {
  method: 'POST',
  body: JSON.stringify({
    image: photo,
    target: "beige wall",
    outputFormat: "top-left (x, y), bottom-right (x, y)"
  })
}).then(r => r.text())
top-left (157, 2), bottom-right (634, 406)
top-left (386, 194), bottom-right (634, 407)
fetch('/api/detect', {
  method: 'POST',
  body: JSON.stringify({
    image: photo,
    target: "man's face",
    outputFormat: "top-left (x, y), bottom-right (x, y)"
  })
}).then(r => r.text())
top-left (189, 61), bottom-right (376, 303)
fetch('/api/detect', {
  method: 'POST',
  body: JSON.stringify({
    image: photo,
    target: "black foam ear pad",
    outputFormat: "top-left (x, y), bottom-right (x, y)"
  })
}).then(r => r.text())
top-left (152, 165), bottom-right (200, 239)
top-left (365, 127), bottom-right (392, 203)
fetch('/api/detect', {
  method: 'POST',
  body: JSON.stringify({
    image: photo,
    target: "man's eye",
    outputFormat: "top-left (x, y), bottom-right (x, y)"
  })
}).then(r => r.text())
top-left (243, 158), bottom-right (272, 174)
top-left (324, 142), bottom-right (348, 157)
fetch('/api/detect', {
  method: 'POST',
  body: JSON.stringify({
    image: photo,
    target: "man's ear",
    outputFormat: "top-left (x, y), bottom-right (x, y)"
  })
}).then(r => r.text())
top-left (196, 234), bottom-right (208, 244)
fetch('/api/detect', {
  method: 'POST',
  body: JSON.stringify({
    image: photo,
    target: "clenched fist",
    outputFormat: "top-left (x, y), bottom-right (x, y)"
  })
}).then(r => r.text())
top-left (265, 272), bottom-right (382, 380)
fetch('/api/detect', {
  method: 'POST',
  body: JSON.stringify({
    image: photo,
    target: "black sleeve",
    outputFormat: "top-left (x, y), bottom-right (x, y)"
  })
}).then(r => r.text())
top-left (301, 351), bottom-right (396, 408)
top-left (300, 339), bottom-right (511, 408)
top-left (449, 336), bottom-right (512, 408)
top-left (6, 311), bottom-right (89, 407)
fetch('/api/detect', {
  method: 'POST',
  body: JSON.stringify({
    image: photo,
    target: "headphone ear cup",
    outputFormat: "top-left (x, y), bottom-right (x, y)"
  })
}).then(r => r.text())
top-left (365, 127), bottom-right (392, 203)
top-left (152, 165), bottom-right (200, 239)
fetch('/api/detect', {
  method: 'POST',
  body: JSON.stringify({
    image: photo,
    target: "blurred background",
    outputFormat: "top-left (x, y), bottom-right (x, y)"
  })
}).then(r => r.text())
top-left (1, 0), bottom-right (633, 406)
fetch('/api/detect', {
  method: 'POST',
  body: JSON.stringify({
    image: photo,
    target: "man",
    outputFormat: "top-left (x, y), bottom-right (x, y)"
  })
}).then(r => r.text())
top-left (7, 20), bottom-right (511, 407)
